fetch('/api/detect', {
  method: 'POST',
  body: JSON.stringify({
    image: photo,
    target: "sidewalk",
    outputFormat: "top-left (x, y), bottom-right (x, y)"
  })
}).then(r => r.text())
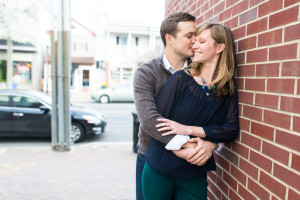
top-left (0, 143), bottom-right (136, 200)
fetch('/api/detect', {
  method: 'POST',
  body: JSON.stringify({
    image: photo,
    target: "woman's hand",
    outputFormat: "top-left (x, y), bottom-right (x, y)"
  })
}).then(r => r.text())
top-left (156, 118), bottom-right (192, 136)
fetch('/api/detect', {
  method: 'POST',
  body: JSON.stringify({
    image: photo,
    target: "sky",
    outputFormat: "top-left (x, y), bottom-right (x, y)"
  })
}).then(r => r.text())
top-left (71, 0), bottom-right (166, 32)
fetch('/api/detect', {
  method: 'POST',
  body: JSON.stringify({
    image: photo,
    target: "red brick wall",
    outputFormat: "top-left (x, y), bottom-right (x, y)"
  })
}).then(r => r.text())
top-left (165, 0), bottom-right (300, 199)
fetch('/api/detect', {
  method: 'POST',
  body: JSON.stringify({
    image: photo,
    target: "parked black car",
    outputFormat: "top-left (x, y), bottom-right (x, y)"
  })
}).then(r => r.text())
top-left (0, 90), bottom-right (106, 143)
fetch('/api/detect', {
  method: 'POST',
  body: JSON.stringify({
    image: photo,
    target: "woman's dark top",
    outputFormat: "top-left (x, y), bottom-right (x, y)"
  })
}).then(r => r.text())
top-left (145, 69), bottom-right (239, 179)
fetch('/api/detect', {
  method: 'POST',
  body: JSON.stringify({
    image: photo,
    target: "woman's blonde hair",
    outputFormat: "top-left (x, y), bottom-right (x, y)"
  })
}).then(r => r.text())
top-left (186, 23), bottom-right (236, 96)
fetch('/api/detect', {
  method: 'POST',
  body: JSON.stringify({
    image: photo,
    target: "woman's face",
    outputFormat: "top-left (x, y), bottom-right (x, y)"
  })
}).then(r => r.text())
top-left (191, 28), bottom-right (220, 64)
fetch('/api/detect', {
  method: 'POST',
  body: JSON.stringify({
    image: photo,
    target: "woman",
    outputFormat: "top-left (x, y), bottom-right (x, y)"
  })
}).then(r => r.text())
top-left (142, 23), bottom-right (239, 200)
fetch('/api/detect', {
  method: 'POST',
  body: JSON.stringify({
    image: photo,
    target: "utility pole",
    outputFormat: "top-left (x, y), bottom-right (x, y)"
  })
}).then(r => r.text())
top-left (50, 0), bottom-right (71, 151)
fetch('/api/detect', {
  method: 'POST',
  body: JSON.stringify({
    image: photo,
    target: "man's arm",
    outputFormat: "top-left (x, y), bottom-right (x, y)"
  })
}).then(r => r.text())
top-left (133, 65), bottom-right (174, 144)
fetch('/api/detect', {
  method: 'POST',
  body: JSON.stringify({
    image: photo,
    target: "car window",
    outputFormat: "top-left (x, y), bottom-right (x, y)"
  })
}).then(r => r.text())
top-left (12, 96), bottom-right (42, 109)
top-left (0, 95), bottom-right (10, 107)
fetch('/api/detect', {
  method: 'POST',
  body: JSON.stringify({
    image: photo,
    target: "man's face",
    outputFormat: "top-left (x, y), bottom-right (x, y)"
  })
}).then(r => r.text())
top-left (171, 21), bottom-right (196, 58)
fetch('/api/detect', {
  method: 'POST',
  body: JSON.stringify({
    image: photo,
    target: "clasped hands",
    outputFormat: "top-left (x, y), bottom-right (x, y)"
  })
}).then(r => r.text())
top-left (157, 118), bottom-right (214, 166)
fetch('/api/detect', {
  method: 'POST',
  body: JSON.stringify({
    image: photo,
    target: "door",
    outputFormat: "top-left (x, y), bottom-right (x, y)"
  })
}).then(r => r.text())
top-left (0, 95), bottom-right (13, 136)
top-left (11, 95), bottom-right (51, 137)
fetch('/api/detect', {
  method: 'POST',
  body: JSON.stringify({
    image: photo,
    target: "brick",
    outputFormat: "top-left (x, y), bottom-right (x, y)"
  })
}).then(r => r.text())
top-left (243, 105), bottom-right (263, 121)
top-left (223, 171), bottom-right (238, 191)
top-left (239, 7), bottom-right (257, 25)
top-left (236, 78), bottom-right (244, 89)
top-left (298, 79), bottom-right (300, 95)
top-left (269, 43), bottom-right (298, 60)
top-left (219, 8), bottom-right (232, 22)
top-left (281, 96), bottom-right (300, 114)
top-left (219, 148), bottom-right (239, 166)
top-left (204, 9), bottom-right (213, 21)
top-left (285, 0), bottom-right (300, 7)
top-left (250, 0), bottom-right (264, 7)
top-left (251, 121), bottom-right (274, 141)
top-left (256, 63), bottom-right (280, 77)
top-left (229, 189), bottom-right (242, 200)
top-left (208, 171), bottom-right (217, 183)
top-left (232, 0), bottom-right (249, 16)
top-left (239, 158), bottom-right (259, 180)
top-left (221, 193), bottom-right (230, 200)
top-left (258, 0), bottom-right (283, 17)
top-left (232, 141), bottom-right (249, 159)
top-left (232, 26), bottom-right (246, 39)
top-left (231, 165), bottom-right (247, 186)
top-left (237, 64), bottom-right (255, 77)
top-left (262, 141), bottom-right (289, 165)
top-left (248, 178), bottom-right (270, 200)
top-left (285, 23), bottom-right (300, 41)
top-left (282, 61), bottom-right (300, 76)
top-left (274, 163), bottom-right (300, 191)
top-left (259, 171), bottom-right (286, 199)
top-left (276, 129), bottom-right (300, 152)
top-left (238, 91), bottom-right (254, 104)
top-left (250, 150), bottom-right (272, 172)
top-left (214, 153), bottom-right (230, 171)
top-left (267, 78), bottom-right (295, 94)
top-left (269, 6), bottom-right (299, 29)
top-left (209, 180), bottom-right (222, 199)
top-left (239, 104), bottom-right (243, 116)
top-left (196, 15), bottom-right (204, 25)
top-left (264, 110), bottom-right (291, 129)
top-left (201, 1), bottom-right (209, 13)
top-left (207, 187), bottom-right (214, 200)
top-left (246, 48), bottom-right (268, 63)
top-left (224, 17), bottom-right (238, 29)
top-left (209, 15), bottom-right (219, 23)
top-left (236, 52), bottom-right (245, 64)
top-left (245, 78), bottom-right (265, 91)
top-left (239, 117), bottom-right (250, 132)
top-left (293, 116), bottom-right (300, 132)
top-left (288, 188), bottom-right (300, 200)
top-left (238, 37), bottom-right (256, 51)
top-left (226, 0), bottom-right (240, 8)
top-left (214, 1), bottom-right (225, 15)
top-left (216, 177), bottom-right (229, 195)
top-left (258, 29), bottom-right (282, 47)
top-left (255, 93), bottom-right (279, 109)
top-left (247, 17), bottom-right (268, 35)
top-left (238, 184), bottom-right (257, 200)
top-left (241, 132), bottom-right (261, 151)
top-left (291, 153), bottom-right (300, 172)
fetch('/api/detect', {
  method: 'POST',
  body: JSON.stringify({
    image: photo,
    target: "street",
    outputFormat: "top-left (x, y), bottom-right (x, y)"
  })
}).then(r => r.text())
top-left (0, 102), bottom-right (137, 147)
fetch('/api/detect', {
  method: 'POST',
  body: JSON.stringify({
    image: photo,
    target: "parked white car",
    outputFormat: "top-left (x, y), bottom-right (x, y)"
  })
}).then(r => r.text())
top-left (91, 84), bottom-right (134, 103)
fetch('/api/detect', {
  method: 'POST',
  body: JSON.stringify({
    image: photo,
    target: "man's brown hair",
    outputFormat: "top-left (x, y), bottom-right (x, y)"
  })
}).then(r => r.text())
top-left (160, 12), bottom-right (196, 47)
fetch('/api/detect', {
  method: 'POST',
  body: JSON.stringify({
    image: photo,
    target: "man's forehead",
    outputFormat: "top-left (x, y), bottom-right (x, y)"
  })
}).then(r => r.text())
top-left (176, 21), bottom-right (196, 34)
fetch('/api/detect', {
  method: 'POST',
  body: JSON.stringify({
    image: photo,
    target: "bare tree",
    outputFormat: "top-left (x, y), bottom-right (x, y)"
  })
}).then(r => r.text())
top-left (0, 0), bottom-right (49, 88)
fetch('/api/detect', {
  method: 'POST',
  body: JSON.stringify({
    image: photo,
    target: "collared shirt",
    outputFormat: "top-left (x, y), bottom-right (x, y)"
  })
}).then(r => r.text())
top-left (162, 53), bottom-right (187, 74)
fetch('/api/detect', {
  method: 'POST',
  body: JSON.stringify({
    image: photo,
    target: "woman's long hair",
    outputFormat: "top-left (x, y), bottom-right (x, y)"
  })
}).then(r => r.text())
top-left (186, 23), bottom-right (236, 96)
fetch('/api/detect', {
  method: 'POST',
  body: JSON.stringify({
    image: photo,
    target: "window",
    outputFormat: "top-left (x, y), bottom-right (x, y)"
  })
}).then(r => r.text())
top-left (0, 60), bottom-right (7, 82)
top-left (12, 96), bottom-right (42, 108)
top-left (135, 37), bottom-right (139, 46)
top-left (0, 95), bottom-right (10, 106)
top-left (116, 36), bottom-right (127, 46)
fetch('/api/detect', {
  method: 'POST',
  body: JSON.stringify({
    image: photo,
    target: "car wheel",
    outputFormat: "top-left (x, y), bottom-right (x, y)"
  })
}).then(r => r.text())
top-left (99, 95), bottom-right (110, 103)
top-left (71, 122), bottom-right (85, 143)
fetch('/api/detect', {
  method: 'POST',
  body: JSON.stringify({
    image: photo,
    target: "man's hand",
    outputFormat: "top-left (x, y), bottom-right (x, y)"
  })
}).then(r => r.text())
top-left (186, 137), bottom-right (215, 166)
top-left (156, 118), bottom-right (192, 136)
top-left (172, 148), bottom-right (195, 160)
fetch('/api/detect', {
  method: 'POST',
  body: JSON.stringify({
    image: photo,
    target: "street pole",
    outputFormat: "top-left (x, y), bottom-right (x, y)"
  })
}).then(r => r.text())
top-left (50, 0), bottom-right (71, 151)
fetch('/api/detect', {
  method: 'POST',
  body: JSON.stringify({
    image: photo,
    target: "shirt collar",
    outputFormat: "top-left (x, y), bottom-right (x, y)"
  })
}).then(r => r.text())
top-left (162, 52), bottom-right (188, 74)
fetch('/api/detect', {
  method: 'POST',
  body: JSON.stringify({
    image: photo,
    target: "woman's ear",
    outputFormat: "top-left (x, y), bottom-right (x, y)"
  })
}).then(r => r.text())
top-left (217, 43), bottom-right (225, 54)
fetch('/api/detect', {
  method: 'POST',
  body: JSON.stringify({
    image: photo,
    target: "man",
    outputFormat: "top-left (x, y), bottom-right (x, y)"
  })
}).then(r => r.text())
top-left (133, 12), bottom-right (221, 200)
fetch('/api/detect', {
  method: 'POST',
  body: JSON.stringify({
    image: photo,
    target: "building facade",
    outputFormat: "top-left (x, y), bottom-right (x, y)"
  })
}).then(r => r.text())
top-left (165, 0), bottom-right (300, 199)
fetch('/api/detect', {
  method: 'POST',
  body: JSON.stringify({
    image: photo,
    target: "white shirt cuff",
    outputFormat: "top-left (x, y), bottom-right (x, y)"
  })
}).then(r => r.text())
top-left (214, 143), bottom-right (224, 152)
top-left (165, 135), bottom-right (190, 150)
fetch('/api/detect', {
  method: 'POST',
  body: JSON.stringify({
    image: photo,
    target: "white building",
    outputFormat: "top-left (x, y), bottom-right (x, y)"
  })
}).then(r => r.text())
top-left (99, 24), bottom-right (163, 86)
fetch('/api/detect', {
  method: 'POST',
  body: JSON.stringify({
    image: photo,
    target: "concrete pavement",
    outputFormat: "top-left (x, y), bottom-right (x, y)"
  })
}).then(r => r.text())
top-left (0, 142), bottom-right (136, 200)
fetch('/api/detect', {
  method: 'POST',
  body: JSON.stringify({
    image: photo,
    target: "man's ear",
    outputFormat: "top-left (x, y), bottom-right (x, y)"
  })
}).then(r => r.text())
top-left (165, 34), bottom-right (173, 45)
top-left (217, 43), bottom-right (225, 54)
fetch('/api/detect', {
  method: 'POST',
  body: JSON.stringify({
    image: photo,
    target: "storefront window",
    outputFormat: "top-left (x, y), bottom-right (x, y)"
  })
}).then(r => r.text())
top-left (0, 60), bottom-right (7, 82)
top-left (13, 61), bottom-right (32, 84)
